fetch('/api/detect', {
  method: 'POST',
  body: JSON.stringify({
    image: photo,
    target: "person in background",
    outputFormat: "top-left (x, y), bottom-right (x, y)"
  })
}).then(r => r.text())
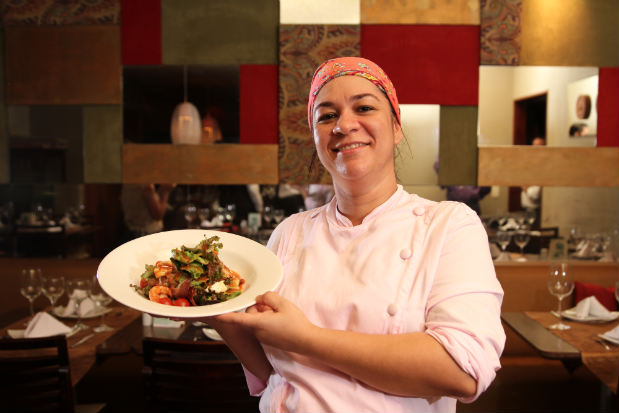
top-left (187, 57), bottom-right (505, 412)
top-left (520, 137), bottom-right (545, 224)
top-left (569, 123), bottom-right (589, 137)
top-left (121, 183), bottom-right (176, 240)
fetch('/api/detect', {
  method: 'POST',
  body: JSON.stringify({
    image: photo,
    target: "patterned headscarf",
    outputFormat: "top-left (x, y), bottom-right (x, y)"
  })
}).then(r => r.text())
top-left (308, 57), bottom-right (401, 129)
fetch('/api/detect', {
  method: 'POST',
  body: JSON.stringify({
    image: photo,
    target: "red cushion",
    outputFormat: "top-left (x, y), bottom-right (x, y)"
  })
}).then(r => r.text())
top-left (574, 281), bottom-right (617, 311)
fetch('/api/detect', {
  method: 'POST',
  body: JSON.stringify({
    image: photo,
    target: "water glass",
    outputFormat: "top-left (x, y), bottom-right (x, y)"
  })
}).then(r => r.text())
top-left (66, 278), bottom-right (92, 332)
top-left (89, 276), bottom-right (113, 333)
top-left (42, 275), bottom-right (65, 310)
top-left (20, 268), bottom-right (42, 319)
top-left (547, 262), bottom-right (574, 330)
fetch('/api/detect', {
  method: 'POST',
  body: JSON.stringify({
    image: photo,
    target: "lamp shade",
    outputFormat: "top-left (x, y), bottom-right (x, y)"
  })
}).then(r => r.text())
top-left (170, 102), bottom-right (201, 144)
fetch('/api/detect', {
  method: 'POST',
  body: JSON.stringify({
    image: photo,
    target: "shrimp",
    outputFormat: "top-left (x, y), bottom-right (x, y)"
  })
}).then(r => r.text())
top-left (153, 261), bottom-right (175, 278)
top-left (149, 285), bottom-right (172, 304)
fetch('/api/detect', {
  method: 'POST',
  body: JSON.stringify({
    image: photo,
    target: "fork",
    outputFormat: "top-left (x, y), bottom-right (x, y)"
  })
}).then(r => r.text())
top-left (595, 338), bottom-right (611, 351)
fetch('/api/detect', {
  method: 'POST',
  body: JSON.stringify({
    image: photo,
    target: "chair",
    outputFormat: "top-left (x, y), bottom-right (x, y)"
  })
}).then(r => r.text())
top-left (142, 337), bottom-right (259, 413)
top-left (0, 334), bottom-right (75, 413)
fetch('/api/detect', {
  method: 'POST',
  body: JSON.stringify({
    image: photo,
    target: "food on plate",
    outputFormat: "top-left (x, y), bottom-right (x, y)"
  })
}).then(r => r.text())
top-left (132, 235), bottom-right (245, 306)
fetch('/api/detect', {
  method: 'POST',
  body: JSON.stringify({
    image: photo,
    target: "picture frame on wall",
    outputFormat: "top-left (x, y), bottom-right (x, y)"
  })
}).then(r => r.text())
top-left (567, 75), bottom-right (598, 138)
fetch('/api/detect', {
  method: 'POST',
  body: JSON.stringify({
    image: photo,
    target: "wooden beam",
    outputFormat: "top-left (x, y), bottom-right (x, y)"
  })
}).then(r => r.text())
top-left (478, 146), bottom-right (618, 187)
top-left (122, 144), bottom-right (278, 184)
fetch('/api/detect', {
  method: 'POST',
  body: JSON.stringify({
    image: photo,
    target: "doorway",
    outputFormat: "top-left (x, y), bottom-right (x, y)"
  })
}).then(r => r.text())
top-left (509, 93), bottom-right (548, 212)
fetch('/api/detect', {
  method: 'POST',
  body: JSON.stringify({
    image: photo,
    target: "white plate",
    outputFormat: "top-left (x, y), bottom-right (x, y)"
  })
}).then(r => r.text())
top-left (561, 310), bottom-right (619, 323)
top-left (97, 229), bottom-right (282, 318)
top-left (52, 305), bottom-right (112, 320)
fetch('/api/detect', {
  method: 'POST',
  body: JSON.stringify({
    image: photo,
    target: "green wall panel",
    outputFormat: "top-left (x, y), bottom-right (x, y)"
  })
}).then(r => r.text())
top-left (161, 0), bottom-right (279, 64)
top-left (84, 106), bottom-right (123, 183)
top-left (438, 106), bottom-right (478, 186)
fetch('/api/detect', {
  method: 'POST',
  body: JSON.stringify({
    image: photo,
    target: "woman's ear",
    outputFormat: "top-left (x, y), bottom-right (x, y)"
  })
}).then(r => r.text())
top-left (393, 120), bottom-right (403, 146)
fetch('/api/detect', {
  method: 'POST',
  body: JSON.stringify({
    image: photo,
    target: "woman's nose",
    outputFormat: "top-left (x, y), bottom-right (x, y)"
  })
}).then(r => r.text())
top-left (332, 111), bottom-right (358, 135)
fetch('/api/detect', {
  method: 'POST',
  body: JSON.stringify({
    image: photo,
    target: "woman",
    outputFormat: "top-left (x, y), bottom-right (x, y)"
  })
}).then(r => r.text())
top-left (206, 57), bottom-right (505, 412)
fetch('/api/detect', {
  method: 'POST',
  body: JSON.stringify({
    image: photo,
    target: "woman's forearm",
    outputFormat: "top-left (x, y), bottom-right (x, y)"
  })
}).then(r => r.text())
top-left (295, 327), bottom-right (476, 398)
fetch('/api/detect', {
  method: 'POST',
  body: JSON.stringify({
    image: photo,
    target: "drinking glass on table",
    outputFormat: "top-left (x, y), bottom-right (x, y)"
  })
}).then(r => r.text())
top-left (513, 230), bottom-right (531, 261)
top-left (495, 231), bottom-right (512, 261)
top-left (65, 278), bottom-right (92, 332)
top-left (547, 262), bottom-right (574, 330)
top-left (89, 276), bottom-right (113, 333)
top-left (263, 206), bottom-right (274, 229)
top-left (20, 268), bottom-right (42, 321)
top-left (272, 209), bottom-right (285, 226)
top-left (42, 275), bottom-right (65, 311)
top-left (184, 203), bottom-right (198, 228)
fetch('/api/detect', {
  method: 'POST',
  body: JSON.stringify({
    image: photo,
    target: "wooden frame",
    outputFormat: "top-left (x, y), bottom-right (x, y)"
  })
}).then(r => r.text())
top-left (122, 144), bottom-right (279, 184)
top-left (478, 146), bottom-right (618, 187)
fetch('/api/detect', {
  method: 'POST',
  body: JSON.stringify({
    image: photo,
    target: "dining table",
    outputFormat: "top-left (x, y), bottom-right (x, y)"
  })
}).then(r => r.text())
top-left (502, 311), bottom-right (619, 394)
top-left (0, 304), bottom-right (142, 386)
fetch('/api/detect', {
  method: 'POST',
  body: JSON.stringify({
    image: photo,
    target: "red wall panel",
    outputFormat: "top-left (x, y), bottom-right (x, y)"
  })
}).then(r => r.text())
top-left (361, 25), bottom-right (480, 105)
top-left (240, 64), bottom-right (279, 144)
top-left (121, 0), bottom-right (161, 65)
top-left (597, 67), bottom-right (619, 147)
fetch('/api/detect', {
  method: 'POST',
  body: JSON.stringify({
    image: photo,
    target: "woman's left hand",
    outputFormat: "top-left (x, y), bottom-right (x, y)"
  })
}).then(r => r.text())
top-left (217, 291), bottom-right (315, 351)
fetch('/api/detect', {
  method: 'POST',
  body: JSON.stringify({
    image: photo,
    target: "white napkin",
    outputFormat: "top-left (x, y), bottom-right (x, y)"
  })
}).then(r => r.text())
top-left (24, 312), bottom-right (72, 338)
top-left (202, 328), bottom-right (223, 341)
top-left (602, 324), bottom-right (619, 341)
top-left (62, 289), bottom-right (95, 317)
top-left (569, 296), bottom-right (612, 319)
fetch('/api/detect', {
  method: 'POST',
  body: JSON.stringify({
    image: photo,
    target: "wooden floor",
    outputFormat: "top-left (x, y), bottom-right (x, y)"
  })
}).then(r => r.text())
top-left (76, 354), bottom-right (617, 413)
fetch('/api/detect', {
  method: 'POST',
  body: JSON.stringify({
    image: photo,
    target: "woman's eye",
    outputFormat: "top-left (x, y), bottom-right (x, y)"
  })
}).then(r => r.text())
top-left (357, 105), bottom-right (374, 113)
top-left (317, 113), bottom-right (336, 122)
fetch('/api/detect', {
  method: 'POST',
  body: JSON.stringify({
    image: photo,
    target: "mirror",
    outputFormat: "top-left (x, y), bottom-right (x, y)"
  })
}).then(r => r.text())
top-left (478, 66), bottom-right (599, 147)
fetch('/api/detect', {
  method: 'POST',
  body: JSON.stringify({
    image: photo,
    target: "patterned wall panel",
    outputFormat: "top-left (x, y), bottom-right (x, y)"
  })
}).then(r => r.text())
top-left (362, 25), bottom-right (480, 105)
top-left (521, 0), bottom-right (618, 67)
top-left (279, 25), bottom-right (360, 184)
top-left (5, 26), bottom-right (122, 105)
top-left (480, 0), bottom-right (521, 65)
top-left (1, 0), bottom-right (119, 25)
top-left (161, 0), bottom-right (279, 65)
top-left (361, 0), bottom-right (480, 24)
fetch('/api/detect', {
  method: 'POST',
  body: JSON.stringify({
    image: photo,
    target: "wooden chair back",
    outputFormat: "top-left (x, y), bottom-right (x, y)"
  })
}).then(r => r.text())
top-left (142, 336), bottom-right (259, 413)
top-left (0, 334), bottom-right (74, 413)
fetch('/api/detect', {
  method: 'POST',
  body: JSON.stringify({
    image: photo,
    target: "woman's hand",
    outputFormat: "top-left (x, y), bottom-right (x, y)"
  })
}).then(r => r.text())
top-left (217, 292), bottom-right (316, 352)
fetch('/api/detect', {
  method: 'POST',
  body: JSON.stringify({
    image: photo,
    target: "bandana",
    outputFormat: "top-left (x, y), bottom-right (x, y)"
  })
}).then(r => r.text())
top-left (307, 57), bottom-right (401, 129)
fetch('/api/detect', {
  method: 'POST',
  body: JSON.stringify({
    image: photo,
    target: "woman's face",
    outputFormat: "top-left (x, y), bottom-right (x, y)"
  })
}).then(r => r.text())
top-left (311, 76), bottom-right (402, 184)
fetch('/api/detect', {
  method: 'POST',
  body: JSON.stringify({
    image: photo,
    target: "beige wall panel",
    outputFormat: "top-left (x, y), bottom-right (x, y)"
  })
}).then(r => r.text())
top-left (281, 0), bottom-right (360, 24)
top-left (161, 0), bottom-right (278, 64)
top-left (5, 26), bottom-right (121, 105)
top-left (122, 144), bottom-right (278, 185)
top-left (478, 146), bottom-right (619, 187)
top-left (438, 106), bottom-right (478, 186)
top-left (361, 0), bottom-right (480, 24)
top-left (84, 106), bottom-right (122, 184)
top-left (521, 0), bottom-right (618, 66)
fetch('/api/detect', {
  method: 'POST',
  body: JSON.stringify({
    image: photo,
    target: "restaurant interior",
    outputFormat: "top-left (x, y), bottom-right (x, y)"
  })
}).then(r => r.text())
top-left (0, 0), bottom-right (617, 412)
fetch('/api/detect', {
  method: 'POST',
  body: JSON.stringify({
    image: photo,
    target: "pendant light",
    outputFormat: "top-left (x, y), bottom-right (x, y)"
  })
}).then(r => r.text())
top-left (170, 65), bottom-right (201, 144)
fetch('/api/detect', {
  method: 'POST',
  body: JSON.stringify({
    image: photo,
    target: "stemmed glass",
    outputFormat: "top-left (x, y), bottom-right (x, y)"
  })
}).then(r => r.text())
top-left (224, 204), bottom-right (236, 225)
top-left (42, 275), bottom-right (65, 313)
top-left (263, 206), bottom-right (274, 229)
top-left (495, 231), bottom-right (512, 261)
top-left (89, 276), bottom-right (113, 333)
top-left (547, 262), bottom-right (575, 330)
top-left (184, 203), bottom-right (198, 228)
top-left (513, 230), bottom-right (531, 261)
top-left (272, 209), bottom-right (285, 226)
top-left (66, 278), bottom-right (92, 332)
top-left (20, 268), bottom-right (42, 321)
top-left (198, 207), bottom-right (210, 227)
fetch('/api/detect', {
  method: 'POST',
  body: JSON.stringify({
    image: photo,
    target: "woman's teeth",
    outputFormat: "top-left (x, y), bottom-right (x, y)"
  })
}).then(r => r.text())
top-left (335, 143), bottom-right (366, 152)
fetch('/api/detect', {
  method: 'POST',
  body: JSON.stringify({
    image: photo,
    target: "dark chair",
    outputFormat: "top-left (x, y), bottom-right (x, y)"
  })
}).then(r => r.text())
top-left (142, 337), bottom-right (259, 413)
top-left (0, 334), bottom-right (75, 413)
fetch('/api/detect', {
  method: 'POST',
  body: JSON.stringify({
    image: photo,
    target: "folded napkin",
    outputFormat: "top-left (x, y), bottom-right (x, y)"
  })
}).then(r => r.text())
top-left (24, 312), bottom-right (72, 338)
top-left (602, 324), bottom-right (619, 341)
top-left (568, 296), bottom-right (613, 319)
top-left (62, 290), bottom-right (95, 317)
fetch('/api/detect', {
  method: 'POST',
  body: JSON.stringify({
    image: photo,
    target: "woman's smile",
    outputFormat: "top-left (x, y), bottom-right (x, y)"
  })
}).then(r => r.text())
top-left (332, 142), bottom-right (370, 153)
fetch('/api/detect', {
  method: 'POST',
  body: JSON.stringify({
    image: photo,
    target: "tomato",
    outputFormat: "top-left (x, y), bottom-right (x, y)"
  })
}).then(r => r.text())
top-left (158, 297), bottom-right (173, 305)
top-left (139, 278), bottom-right (148, 289)
top-left (173, 298), bottom-right (190, 307)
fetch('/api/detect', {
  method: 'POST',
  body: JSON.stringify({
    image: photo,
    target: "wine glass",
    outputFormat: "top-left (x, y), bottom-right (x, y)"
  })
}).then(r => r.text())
top-left (224, 204), bottom-right (236, 225)
top-left (66, 278), bottom-right (92, 332)
top-left (89, 276), bottom-right (113, 333)
top-left (547, 262), bottom-right (575, 330)
top-left (263, 206), bottom-right (274, 229)
top-left (42, 275), bottom-right (65, 312)
top-left (513, 230), bottom-right (531, 261)
top-left (495, 231), bottom-right (511, 261)
top-left (184, 203), bottom-right (198, 228)
top-left (272, 209), bottom-right (285, 226)
top-left (198, 207), bottom-right (210, 227)
top-left (20, 268), bottom-right (42, 320)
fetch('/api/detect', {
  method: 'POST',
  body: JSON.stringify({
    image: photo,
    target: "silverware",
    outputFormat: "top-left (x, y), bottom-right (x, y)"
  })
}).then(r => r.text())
top-left (70, 333), bottom-right (95, 348)
top-left (595, 338), bottom-right (611, 351)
